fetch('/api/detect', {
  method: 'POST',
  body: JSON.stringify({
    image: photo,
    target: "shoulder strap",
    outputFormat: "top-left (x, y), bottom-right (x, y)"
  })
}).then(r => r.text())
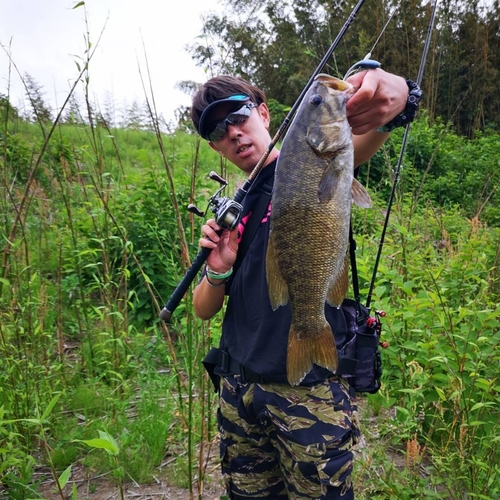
top-left (232, 178), bottom-right (273, 275)
top-left (349, 223), bottom-right (360, 304)
top-left (350, 167), bottom-right (363, 311)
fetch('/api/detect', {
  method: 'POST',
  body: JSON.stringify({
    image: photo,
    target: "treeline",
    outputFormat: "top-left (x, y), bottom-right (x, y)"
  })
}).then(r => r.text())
top-left (188, 0), bottom-right (500, 138)
top-left (5, 0), bottom-right (499, 138)
top-left (1, 73), bottom-right (177, 133)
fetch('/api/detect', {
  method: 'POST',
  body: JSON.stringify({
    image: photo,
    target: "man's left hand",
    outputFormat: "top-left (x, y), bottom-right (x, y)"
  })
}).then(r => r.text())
top-left (346, 69), bottom-right (408, 135)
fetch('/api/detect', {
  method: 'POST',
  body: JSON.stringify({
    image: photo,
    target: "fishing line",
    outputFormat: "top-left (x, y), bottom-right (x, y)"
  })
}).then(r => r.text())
top-left (364, 1), bottom-right (400, 61)
top-left (366, 0), bottom-right (439, 310)
top-left (343, 1), bottom-right (400, 80)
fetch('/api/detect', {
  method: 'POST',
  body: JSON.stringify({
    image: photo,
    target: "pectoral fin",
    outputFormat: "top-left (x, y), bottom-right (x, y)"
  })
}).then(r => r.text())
top-left (318, 162), bottom-right (338, 203)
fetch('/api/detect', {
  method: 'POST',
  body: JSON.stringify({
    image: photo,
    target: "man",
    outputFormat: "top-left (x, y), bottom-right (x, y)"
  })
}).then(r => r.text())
top-left (190, 70), bottom-right (417, 499)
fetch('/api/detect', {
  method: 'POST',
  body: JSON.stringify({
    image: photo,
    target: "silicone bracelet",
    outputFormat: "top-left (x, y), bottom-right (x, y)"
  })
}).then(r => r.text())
top-left (206, 266), bottom-right (233, 280)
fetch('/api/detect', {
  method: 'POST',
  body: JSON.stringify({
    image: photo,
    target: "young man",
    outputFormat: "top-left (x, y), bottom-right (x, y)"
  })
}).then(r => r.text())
top-left (190, 70), bottom-right (416, 499)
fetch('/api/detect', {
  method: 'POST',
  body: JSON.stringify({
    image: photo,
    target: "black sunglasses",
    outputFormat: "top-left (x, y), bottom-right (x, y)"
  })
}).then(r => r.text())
top-left (207, 103), bottom-right (257, 142)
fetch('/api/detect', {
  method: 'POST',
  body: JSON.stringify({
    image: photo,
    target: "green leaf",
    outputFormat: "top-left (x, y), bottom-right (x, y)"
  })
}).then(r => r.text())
top-left (59, 465), bottom-right (72, 488)
top-left (435, 386), bottom-right (447, 401)
top-left (72, 1), bottom-right (85, 8)
top-left (76, 437), bottom-right (119, 456)
top-left (470, 402), bottom-right (494, 411)
top-left (469, 420), bottom-right (487, 427)
top-left (41, 393), bottom-right (62, 422)
top-left (98, 430), bottom-right (119, 453)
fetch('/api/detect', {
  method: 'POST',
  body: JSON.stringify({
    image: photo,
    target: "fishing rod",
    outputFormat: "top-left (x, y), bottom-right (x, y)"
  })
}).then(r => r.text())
top-left (365, 0), bottom-right (439, 310)
top-left (159, 0), bottom-right (369, 322)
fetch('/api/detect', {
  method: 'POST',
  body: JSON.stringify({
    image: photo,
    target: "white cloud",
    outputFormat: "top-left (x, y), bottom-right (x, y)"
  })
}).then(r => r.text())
top-left (0, 0), bottom-right (222, 123)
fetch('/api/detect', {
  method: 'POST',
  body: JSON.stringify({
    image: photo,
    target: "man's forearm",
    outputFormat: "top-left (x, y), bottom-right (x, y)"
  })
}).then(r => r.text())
top-left (353, 129), bottom-right (390, 167)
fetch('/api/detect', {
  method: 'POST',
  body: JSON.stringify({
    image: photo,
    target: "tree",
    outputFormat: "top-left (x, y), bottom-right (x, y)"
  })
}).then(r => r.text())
top-left (186, 0), bottom-right (500, 136)
top-left (433, 0), bottom-right (498, 137)
top-left (23, 73), bottom-right (53, 124)
top-left (100, 90), bottom-right (117, 129)
top-left (187, 0), bottom-right (432, 106)
top-left (0, 94), bottom-right (20, 124)
top-left (63, 95), bottom-right (84, 124)
top-left (117, 99), bottom-right (150, 130)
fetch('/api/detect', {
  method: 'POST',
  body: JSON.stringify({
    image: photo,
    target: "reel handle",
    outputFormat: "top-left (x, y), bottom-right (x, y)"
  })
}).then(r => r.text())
top-left (209, 171), bottom-right (228, 185)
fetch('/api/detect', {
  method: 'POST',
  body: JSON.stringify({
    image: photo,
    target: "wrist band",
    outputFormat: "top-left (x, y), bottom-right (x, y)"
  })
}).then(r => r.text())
top-left (205, 275), bottom-right (227, 288)
top-left (206, 266), bottom-right (233, 280)
top-left (378, 79), bottom-right (422, 132)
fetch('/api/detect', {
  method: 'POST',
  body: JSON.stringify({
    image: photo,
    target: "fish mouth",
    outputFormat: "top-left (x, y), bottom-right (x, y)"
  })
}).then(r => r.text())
top-left (315, 73), bottom-right (353, 92)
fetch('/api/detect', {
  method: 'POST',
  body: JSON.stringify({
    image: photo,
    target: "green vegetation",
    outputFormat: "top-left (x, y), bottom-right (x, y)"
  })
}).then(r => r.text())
top-left (1, 99), bottom-right (499, 498)
top-left (0, 108), bottom-right (232, 498)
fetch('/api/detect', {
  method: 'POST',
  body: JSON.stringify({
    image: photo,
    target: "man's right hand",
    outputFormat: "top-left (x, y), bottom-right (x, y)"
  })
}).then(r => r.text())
top-left (199, 219), bottom-right (239, 273)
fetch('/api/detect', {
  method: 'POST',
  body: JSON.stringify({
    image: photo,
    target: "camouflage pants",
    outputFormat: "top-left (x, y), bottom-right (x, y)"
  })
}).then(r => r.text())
top-left (218, 374), bottom-right (360, 499)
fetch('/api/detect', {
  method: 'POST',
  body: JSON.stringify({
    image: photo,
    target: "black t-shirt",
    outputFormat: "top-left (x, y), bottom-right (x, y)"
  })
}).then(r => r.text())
top-left (217, 159), bottom-right (348, 385)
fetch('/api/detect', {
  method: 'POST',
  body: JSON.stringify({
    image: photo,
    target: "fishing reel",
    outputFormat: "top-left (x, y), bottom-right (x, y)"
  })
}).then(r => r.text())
top-left (188, 171), bottom-right (243, 231)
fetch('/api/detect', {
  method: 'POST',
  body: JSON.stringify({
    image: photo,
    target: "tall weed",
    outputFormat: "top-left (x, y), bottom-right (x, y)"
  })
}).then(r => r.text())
top-left (354, 197), bottom-right (500, 498)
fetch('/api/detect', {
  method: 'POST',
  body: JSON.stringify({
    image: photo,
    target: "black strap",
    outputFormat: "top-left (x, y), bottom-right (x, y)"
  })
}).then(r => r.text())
top-left (349, 166), bottom-right (363, 311)
top-left (349, 223), bottom-right (360, 304)
top-left (203, 347), bottom-right (268, 391)
top-left (232, 178), bottom-right (274, 276)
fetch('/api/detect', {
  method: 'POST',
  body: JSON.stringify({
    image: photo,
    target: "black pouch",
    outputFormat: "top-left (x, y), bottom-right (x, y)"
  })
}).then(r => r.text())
top-left (203, 347), bottom-right (222, 392)
top-left (338, 298), bottom-right (383, 394)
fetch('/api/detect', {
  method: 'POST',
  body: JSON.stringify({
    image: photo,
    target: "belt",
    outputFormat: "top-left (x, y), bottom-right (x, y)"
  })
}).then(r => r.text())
top-left (203, 347), bottom-right (267, 386)
top-left (202, 347), bottom-right (358, 392)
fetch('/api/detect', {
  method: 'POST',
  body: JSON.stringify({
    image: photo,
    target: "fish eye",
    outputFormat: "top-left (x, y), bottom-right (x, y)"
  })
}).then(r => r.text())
top-left (310, 94), bottom-right (323, 106)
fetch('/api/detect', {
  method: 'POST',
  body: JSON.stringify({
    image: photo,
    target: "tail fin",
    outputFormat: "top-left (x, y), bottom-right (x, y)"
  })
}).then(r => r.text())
top-left (286, 324), bottom-right (338, 386)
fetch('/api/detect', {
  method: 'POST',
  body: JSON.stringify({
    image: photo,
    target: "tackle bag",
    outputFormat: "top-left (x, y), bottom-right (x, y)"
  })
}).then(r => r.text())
top-left (337, 298), bottom-right (383, 394)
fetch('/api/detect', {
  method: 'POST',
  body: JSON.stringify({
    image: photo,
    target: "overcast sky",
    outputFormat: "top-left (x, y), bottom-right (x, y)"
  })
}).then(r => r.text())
top-left (0, 0), bottom-right (222, 123)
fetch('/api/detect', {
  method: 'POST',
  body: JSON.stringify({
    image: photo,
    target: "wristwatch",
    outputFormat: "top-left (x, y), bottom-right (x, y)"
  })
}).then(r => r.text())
top-left (378, 79), bottom-right (422, 132)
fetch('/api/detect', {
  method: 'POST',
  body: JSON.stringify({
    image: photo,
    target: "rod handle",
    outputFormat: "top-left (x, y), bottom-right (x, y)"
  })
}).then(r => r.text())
top-left (159, 246), bottom-right (212, 321)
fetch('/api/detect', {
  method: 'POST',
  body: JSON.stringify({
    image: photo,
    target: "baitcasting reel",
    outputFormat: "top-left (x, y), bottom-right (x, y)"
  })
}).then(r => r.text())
top-left (188, 171), bottom-right (243, 231)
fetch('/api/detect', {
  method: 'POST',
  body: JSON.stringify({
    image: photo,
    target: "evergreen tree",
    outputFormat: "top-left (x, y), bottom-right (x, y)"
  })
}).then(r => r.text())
top-left (23, 73), bottom-right (53, 123)
top-left (126, 100), bottom-right (146, 130)
top-left (0, 94), bottom-right (20, 124)
top-left (63, 95), bottom-right (84, 124)
top-left (101, 90), bottom-right (117, 129)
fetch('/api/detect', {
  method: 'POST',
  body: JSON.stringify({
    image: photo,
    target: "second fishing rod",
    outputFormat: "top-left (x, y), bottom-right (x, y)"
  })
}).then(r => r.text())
top-left (159, 0), bottom-right (369, 322)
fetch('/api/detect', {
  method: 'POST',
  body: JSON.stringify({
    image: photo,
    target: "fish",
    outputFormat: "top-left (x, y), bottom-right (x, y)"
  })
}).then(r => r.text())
top-left (266, 73), bottom-right (372, 386)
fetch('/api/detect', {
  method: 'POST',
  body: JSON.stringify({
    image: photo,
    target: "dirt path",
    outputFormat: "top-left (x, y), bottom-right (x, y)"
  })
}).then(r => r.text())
top-left (36, 462), bottom-right (225, 500)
